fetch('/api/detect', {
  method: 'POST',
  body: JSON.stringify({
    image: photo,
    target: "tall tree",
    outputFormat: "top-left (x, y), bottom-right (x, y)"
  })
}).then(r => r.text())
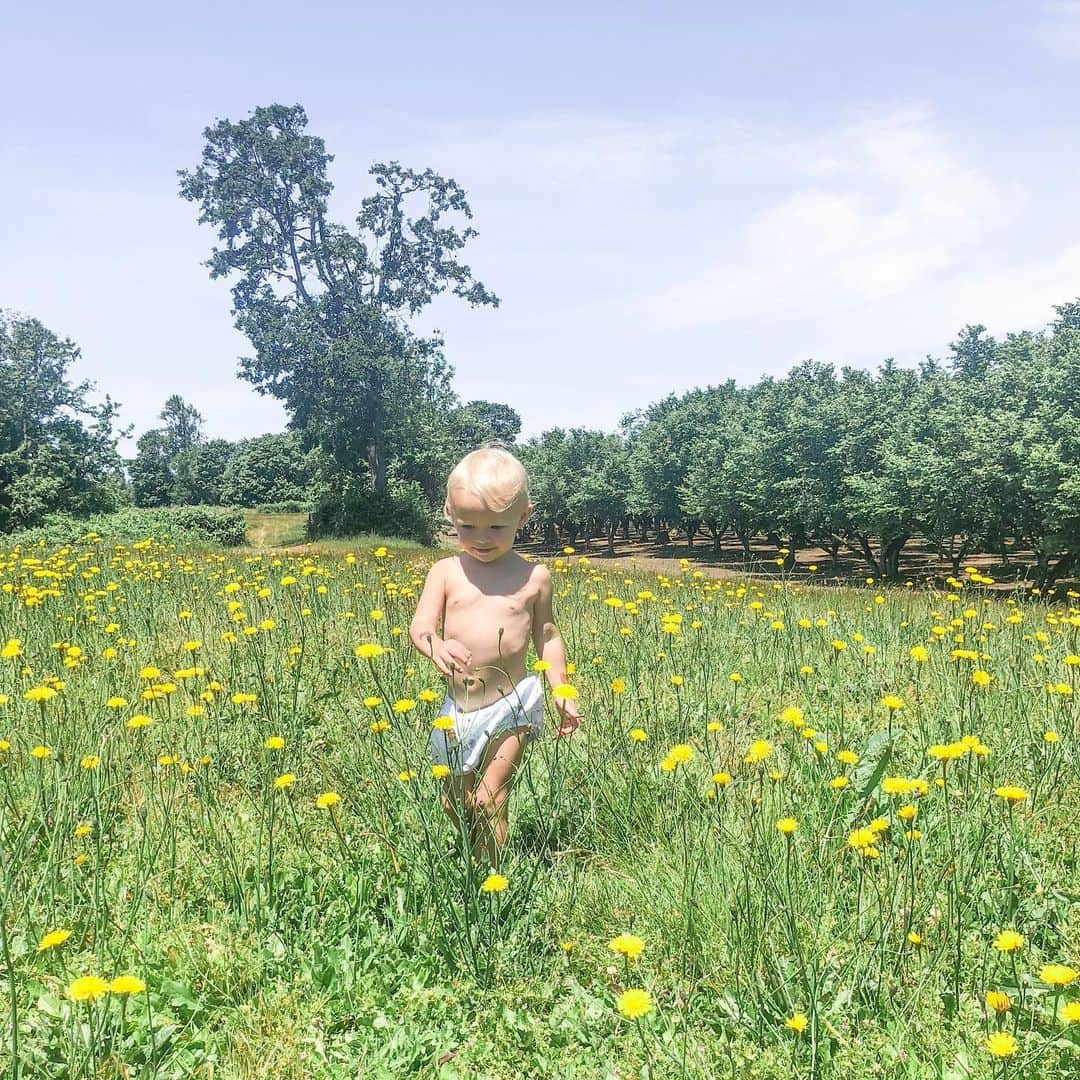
top-left (178, 104), bottom-right (497, 496)
top-left (159, 394), bottom-right (204, 459)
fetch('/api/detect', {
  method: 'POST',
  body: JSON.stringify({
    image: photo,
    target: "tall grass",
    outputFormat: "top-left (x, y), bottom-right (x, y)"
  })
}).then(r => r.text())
top-left (0, 540), bottom-right (1077, 1078)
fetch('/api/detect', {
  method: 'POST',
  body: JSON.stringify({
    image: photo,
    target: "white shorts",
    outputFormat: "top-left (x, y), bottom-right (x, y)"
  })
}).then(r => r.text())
top-left (429, 675), bottom-right (544, 775)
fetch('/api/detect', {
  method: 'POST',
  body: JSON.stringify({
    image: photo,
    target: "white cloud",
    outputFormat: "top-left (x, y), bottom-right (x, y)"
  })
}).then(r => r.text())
top-left (649, 108), bottom-right (1012, 328)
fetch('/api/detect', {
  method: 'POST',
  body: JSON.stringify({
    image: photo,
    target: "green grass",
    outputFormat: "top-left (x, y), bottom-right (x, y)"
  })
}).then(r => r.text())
top-left (0, 540), bottom-right (1078, 1078)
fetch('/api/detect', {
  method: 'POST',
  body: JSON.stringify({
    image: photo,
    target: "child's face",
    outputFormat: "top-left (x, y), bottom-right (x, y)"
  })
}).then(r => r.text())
top-left (448, 487), bottom-right (529, 564)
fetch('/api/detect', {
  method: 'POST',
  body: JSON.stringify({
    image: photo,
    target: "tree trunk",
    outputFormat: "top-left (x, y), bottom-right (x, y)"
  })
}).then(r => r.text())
top-left (736, 527), bottom-right (752, 558)
top-left (658, 523), bottom-right (671, 545)
top-left (709, 522), bottom-right (722, 553)
top-left (543, 521), bottom-right (557, 545)
top-left (367, 439), bottom-right (387, 493)
top-left (856, 535), bottom-right (883, 577)
top-left (949, 538), bottom-right (972, 577)
top-left (607, 521), bottom-right (617, 555)
top-left (882, 534), bottom-right (911, 580)
top-left (1035, 550), bottom-right (1074, 591)
top-left (827, 537), bottom-right (841, 575)
top-left (622, 517), bottom-right (630, 543)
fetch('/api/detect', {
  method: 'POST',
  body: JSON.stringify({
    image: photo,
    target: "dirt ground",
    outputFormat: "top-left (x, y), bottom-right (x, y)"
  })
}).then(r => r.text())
top-left (508, 532), bottom-right (1069, 592)
top-left (247, 511), bottom-right (1069, 593)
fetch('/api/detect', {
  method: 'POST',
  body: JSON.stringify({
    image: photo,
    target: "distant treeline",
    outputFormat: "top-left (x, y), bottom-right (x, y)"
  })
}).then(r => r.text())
top-left (6, 301), bottom-right (1080, 585)
top-left (514, 302), bottom-right (1080, 588)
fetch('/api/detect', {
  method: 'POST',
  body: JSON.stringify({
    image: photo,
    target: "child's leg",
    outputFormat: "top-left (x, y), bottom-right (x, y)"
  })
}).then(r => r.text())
top-left (472, 727), bottom-right (530, 867)
top-left (440, 771), bottom-right (475, 851)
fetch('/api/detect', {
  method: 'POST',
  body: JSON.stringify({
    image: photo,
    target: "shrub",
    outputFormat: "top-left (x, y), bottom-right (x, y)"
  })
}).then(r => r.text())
top-left (0, 506), bottom-right (247, 549)
top-left (308, 478), bottom-right (436, 545)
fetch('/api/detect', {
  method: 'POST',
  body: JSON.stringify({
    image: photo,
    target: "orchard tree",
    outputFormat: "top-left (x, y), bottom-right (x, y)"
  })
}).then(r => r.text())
top-left (0, 314), bottom-right (124, 531)
top-left (179, 104), bottom-right (497, 500)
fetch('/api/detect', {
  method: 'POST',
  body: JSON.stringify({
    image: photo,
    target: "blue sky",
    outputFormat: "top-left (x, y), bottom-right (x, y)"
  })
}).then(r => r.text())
top-left (4, 1), bottom-right (1080, 451)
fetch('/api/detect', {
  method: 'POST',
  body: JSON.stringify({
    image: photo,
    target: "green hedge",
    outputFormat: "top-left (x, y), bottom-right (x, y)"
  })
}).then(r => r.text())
top-left (1, 506), bottom-right (247, 549)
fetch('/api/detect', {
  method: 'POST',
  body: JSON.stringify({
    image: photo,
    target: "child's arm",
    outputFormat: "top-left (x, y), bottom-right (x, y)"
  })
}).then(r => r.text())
top-left (531, 564), bottom-right (581, 736)
top-left (409, 559), bottom-right (472, 676)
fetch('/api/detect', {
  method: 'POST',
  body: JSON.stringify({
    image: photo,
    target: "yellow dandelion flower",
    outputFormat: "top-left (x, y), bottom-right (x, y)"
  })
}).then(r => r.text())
top-left (617, 988), bottom-right (653, 1020)
top-left (480, 873), bottom-right (509, 894)
top-left (66, 975), bottom-right (110, 1003)
top-left (784, 1012), bottom-right (808, 1033)
top-left (985, 1032), bottom-right (1017, 1059)
top-left (109, 975), bottom-right (146, 995)
top-left (24, 686), bottom-right (58, 704)
top-left (1040, 964), bottom-right (1078, 988)
top-left (273, 773), bottom-right (296, 790)
top-left (38, 929), bottom-right (72, 951)
top-left (315, 792), bottom-right (340, 809)
top-left (608, 933), bottom-right (645, 960)
top-left (994, 785), bottom-right (1027, 804)
top-left (992, 930), bottom-right (1024, 953)
top-left (743, 739), bottom-right (773, 765)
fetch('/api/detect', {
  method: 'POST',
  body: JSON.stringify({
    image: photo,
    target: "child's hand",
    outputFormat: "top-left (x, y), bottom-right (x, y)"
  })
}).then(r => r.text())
top-left (431, 638), bottom-right (472, 677)
top-left (554, 698), bottom-right (581, 737)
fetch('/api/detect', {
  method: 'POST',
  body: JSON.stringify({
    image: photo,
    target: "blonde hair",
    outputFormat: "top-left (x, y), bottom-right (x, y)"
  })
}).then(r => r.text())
top-left (444, 445), bottom-right (530, 515)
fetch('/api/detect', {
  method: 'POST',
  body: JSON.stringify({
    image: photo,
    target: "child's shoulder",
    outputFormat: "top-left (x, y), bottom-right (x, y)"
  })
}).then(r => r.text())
top-left (518, 555), bottom-right (552, 586)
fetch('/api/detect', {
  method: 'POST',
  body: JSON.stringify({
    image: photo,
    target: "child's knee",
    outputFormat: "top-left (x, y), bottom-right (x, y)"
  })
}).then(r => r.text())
top-left (472, 784), bottom-right (507, 820)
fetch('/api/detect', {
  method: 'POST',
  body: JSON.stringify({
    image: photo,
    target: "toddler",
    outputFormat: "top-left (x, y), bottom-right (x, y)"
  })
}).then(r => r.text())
top-left (409, 445), bottom-right (580, 865)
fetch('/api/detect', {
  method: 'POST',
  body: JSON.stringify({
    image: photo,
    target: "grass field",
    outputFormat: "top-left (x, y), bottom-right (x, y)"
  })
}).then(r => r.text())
top-left (1, 531), bottom-right (1078, 1078)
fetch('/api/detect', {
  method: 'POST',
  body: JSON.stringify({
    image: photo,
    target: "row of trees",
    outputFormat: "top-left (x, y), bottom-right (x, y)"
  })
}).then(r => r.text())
top-left (6, 294), bottom-right (1080, 585)
top-left (517, 303), bottom-right (1080, 586)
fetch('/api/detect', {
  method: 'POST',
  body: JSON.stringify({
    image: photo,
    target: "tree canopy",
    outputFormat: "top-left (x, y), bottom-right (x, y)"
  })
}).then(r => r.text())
top-left (0, 313), bottom-right (124, 531)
